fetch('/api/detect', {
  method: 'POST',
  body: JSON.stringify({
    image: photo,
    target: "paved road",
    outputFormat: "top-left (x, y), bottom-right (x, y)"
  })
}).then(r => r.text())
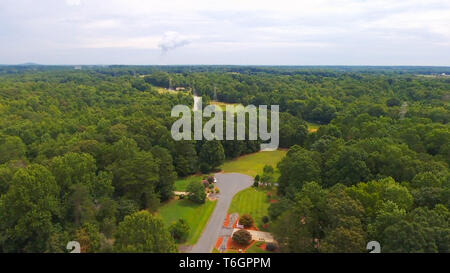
top-left (189, 173), bottom-right (253, 253)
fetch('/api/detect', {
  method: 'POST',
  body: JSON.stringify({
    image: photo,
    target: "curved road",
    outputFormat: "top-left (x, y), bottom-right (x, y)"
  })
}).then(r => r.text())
top-left (189, 173), bottom-right (253, 253)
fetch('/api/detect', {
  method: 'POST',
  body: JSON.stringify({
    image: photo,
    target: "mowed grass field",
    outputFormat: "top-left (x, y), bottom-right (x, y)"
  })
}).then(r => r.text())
top-left (246, 242), bottom-right (271, 253)
top-left (174, 150), bottom-right (287, 191)
top-left (170, 150), bottom-right (286, 239)
top-left (224, 150), bottom-right (286, 230)
top-left (220, 150), bottom-right (287, 178)
top-left (174, 175), bottom-right (204, 191)
top-left (158, 199), bottom-right (217, 246)
top-left (228, 187), bottom-right (270, 229)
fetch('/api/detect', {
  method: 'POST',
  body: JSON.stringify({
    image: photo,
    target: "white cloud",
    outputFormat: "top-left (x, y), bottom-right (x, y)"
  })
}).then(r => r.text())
top-left (80, 36), bottom-right (161, 49)
top-left (66, 0), bottom-right (81, 6)
top-left (1, 0), bottom-right (449, 64)
top-left (82, 19), bottom-right (120, 29)
top-left (158, 31), bottom-right (192, 53)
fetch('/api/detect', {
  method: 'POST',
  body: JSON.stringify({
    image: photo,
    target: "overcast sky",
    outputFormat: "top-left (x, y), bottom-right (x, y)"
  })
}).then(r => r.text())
top-left (1, 0), bottom-right (449, 65)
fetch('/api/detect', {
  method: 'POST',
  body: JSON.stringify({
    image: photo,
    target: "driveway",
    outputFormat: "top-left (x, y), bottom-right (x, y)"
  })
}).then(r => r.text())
top-left (188, 173), bottom-right (253, 253)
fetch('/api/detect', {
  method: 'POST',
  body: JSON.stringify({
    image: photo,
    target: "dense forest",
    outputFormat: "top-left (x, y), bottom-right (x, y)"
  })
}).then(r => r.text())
top-left (0, 65), bottom-right (448, 252)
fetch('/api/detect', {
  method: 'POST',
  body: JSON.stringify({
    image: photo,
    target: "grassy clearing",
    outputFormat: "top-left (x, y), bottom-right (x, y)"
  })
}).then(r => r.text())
top-left (220, 150), bottom-right (286, 178)
top-left (158, 199), bottom-right (217, 246)
top-left (153, 87), bottom-right (179, 94)
top-left (306, 121), bottom-right (320, 133)
top-left (228, 187), bottom-right (271, 229)
top-left (209, 101), bottom-right (243, 111)
top-left (174, 175), bottom-right (205, 192)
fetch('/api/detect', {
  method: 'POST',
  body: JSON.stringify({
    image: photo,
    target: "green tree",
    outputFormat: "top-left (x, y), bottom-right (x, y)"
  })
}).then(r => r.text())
top-left (198, 140), bottom-right (225, 173)
top-left (0, 164), bottom-right (61, 252)
top-left (69, 183), bottom-right (95, 227)
top-left (169, 219), bottom-right (190, 243)
top-left (320, 226), bottom-right (366, 253)
top-left (324, 146), bottom-right (370, 187)
top-left (108, 150), bottom-right (160, 210)
top-left (75, 223), bottom-right (104, 253)
top-left (239, 214), bottom-right (254, 228)
top-left (152, 146), bottom-right (177, 201)
top-left (0, 135), bottom-right (26, 164)
top-left (174, 141), bottom-right (198, 176)
top-left (186, 180), bottom-right (206, 204)
top-left (382, 220), bottom-right (437, 253)
top-left (232, 229), bottom-right (252, 245)
top-left (277, 145), bottom-right (321, 196)
top-left (114, 211), bottom-right (177, 253)
top-left (50, 152), bottom-right (97, 195)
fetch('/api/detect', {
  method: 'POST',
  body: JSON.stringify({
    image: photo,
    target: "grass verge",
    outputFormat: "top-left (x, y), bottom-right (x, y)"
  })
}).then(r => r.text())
top-left (158, 199), bottom-right (217, 246)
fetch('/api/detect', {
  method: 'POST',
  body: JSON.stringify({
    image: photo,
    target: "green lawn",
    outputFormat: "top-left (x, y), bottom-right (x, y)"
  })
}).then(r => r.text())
top-left (174, 175), bottom-right (205, 191)
top-left (228, 187), bottom-right (271, 229)
top-left (168, 150), bottom-right (286, 244)
top-left (246, 242), bottom-right (271, 253)
top-left (175, 150), bottom-right (287, 191)
top-left (158, 199), bottom-right (217, 246)
top-left (220, 150), bottom-right (286, 178)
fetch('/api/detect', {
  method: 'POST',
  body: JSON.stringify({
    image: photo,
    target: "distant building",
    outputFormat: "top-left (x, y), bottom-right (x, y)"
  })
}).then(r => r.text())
top-left (175, 87), bottom-right (186, 91)
top-left (74, 66), bottom-right (82, 70)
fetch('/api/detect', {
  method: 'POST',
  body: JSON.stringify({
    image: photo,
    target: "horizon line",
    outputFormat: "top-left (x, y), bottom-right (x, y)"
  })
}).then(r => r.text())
top-left (1, 64), bottom-right (450, 68)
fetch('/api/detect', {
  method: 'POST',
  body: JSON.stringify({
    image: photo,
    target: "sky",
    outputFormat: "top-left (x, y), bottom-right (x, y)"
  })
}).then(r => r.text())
top-left (0, 0), bottom-right (449, 65)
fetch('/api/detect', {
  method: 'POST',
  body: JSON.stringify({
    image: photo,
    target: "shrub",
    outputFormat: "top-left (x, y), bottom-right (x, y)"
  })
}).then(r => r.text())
top-left (239, 214), bottom-right (254, 228)
top-left (186, 181), bottom-right (206, 204)
top-left (263, 165), bottom-right (274, 174)
top-left (254, 174), bottom-right (260, 182)
top-left (232, 229), bottom-right (252, 245)
top-left (169, 219), bottom-right (190, 243)
top-left (262, 216), bottom-right (270, 224)
top-left (202, 180), bottom-right (209, 188)
top-left (179, 194), bottom-right (185, 199)
top-left (207, 176), bottom-right (214, 183)
top-left (265, 242), bottom-right (278, 251)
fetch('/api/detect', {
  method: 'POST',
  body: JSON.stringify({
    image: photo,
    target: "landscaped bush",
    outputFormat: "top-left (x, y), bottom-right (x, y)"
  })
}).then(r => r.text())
top-left (207, 176), bottom-right (214, 183)
top-left (169, 219), bottom-right (190, 243)
top-left (186, 181), bottom-right (206, 204)
top-left (239, 214), bottom-right (254, 228)
top-left (262, 216), bottom-right (270, 224)
top-left (263, 165), bottom-right (274, 174)
top-left (253, 180), bottom-right (259, 187)
top-left (232, 229), bottom-right (252, 245)
top-left (265, 242), bottom-right (278, 251)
